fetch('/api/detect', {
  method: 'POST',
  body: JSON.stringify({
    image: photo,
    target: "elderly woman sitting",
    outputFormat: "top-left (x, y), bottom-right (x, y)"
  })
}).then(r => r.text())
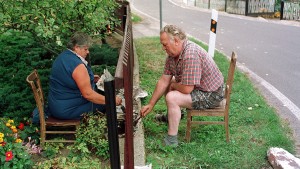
top-left (47, 32), bottom-right (122, 120)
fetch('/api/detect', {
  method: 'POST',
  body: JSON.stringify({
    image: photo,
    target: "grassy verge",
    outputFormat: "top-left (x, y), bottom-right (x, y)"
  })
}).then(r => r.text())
top-left (131, 13), bottom-right (142, 23)
top-left (135, 37), bottom-right (295, 168)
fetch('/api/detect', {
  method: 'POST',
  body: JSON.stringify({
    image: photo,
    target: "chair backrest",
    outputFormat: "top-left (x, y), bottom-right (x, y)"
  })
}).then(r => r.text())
top-left (26, 69), bottom-right (46, 125)
top-left (224, 52), bottom-right (237, 108)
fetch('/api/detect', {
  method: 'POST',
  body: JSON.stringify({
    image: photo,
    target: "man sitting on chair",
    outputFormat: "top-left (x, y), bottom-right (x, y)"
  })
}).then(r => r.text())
top-left (140, 25), bottom-right (224, 146)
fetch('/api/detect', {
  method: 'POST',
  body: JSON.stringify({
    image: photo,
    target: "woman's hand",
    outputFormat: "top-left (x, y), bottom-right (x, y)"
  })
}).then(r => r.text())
top-left (94, 75), bottom-right (100, 83)
top-left (115, 96), bottom-right (122, 106)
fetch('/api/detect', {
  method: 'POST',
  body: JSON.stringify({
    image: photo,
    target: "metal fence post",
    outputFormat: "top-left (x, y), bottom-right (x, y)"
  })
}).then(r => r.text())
top-left (160, 0), bottom-right (162, 30)
top-left (104, 80), bottom-right (121, 169)
top-left (245, 0), bottom-right (249, 16)
top-left (280, 0), bottom-right (284, 20)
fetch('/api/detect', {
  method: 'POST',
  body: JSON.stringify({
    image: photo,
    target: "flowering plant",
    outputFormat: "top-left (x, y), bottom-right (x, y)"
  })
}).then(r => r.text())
top-left (0, 118), bottom-right (34, 168)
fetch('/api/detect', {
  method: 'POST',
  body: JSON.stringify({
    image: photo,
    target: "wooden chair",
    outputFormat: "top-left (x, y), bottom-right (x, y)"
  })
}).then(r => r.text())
top-left (185, 52), bottom-right (237, 143)
top-left (26, 69), bottom-right (80, 147)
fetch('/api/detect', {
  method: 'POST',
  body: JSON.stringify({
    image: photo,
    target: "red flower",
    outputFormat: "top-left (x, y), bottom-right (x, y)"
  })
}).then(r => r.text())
top-left (0, 142), bottom-right (6, 146)
top-left (18, 123), bottom-right (24, 130)
top-left (5, 151), bottom-right (13, 161)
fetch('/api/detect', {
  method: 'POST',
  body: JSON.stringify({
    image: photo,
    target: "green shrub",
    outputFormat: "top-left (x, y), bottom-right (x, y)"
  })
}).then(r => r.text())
top-left (0, 0), bottom-right (119, 54)
top-left (89, 44), bottom-right (118, 75)
top-left (0, 30), bottom-right (50, 120)
top-left (74, 113), bottom-right (109, 159)
top-left (33, 156), bottom-right (105, 169)
top-left (90, 44), bottom-right (118, 66)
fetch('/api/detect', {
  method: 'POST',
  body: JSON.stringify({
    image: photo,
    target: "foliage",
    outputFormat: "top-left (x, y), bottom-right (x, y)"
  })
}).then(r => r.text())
top-left (0, 118), bottom-right (34, 169)
top-left (90, 43), bottom-right (118, 75)
top-left (0, 0), bottom-right (120, 54)
top-left (33, 156), bottom-right (106, 169)
top-left (33, 113), bottom-right (110, 167)
top-left (41, 142), bottom-right (65, 158)
top-left (131, 13), bottom-right (142, 23)
top-left (135, 37), bottom-right (294, 168)
top-left (74, 113), bottom-right (109, 159)
top-left (0, 30), bottom-right (50, 120)
top-left (90, 44), bottom-right (118, 66)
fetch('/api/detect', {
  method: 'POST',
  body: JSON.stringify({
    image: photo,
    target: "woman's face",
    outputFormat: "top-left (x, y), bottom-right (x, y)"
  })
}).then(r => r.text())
top-left (74, 45), bottom-right (89, 58)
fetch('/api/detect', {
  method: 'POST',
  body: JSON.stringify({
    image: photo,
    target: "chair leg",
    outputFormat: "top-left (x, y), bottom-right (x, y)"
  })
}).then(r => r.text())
top-left (225, 115), bottom-right (230, 142)
top-left (40, 130), bottom-right (45, 148)
top-left (185, 111), bottom-right (192, 142)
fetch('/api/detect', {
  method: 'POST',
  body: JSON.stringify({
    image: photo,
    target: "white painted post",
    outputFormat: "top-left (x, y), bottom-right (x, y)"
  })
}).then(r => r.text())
top-left (208, 9), bottom-right (218, 58)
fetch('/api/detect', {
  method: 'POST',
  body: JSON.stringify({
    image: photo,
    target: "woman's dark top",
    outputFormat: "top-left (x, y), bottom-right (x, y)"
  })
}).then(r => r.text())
top-left (48, 50), bottom-right (105, 119)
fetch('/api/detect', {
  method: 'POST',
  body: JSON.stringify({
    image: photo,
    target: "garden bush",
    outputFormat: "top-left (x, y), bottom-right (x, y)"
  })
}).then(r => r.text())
top-left (89, 43), bottom-right (119, 75)
top-left (0, 31), bottom-right (50, 120)
top-left (0, 0), bottom-right (119, 54)
top-left (74, 113), bottom-right (109, 159)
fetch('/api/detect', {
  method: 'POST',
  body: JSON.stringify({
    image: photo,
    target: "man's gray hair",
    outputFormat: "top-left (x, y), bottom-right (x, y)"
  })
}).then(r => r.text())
top-left (67, 32), bottom-right (92, 49)
top-left (160, 25), bottom-right (187, 41)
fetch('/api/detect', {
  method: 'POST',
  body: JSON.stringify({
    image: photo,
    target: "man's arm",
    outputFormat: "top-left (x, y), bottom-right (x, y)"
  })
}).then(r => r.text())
top-left (140, 74), bottom-right (172, 117)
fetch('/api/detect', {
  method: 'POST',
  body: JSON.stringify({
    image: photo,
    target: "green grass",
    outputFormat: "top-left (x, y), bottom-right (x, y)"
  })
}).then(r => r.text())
top-left (131, 13), bottom-right (142, 23)
top-left (135, 37), bottom-right (295, 168)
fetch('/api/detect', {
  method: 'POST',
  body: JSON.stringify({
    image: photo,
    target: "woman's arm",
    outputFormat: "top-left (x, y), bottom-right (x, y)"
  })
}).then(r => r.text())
top-left (72, 64), bottom-right (106, 104)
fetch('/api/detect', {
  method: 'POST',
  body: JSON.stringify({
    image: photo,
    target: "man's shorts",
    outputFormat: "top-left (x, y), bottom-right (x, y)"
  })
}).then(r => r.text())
top-left (190, 84), bottom-right (225, 110)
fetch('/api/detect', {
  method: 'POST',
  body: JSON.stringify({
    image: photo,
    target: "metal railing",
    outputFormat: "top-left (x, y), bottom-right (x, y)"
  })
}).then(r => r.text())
top-left (189, 0), bottom-right (300, 21)
top-left (189, 0), bottom-right (276, 16)
top-left (114, 1), bottom-right (135, 169)
top-left (281, 1), bottom-right (300, 21)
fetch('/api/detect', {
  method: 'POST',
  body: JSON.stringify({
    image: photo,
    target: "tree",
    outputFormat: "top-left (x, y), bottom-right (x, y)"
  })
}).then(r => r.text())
top-left (0, 0), bottom-right (120, 54)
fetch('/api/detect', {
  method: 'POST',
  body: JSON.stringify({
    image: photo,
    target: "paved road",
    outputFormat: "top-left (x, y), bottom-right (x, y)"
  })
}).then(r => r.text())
top-left (130, 0), bottom-right (300, 155)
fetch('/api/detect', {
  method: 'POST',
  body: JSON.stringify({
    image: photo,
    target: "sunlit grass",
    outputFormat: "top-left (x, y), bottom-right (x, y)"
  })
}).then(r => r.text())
top-left (135, 37), bottom-right (295, 168)
top-left (131, 13), bottom-right (142, 23)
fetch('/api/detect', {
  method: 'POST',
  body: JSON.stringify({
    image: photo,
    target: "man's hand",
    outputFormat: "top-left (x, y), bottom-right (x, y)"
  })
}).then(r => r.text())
top-left (140, 104), bottom-right (154, 117)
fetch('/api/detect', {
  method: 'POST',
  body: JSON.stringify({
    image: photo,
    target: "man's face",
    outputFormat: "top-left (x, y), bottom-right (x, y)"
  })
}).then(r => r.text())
top-left (74, 45), bottom-right (89, 58)
top-left (160, 32), bottom-right (180, 58)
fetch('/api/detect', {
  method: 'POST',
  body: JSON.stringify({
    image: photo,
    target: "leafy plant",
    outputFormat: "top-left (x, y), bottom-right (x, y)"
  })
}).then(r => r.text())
top-left (0, 30), bottom-right (50, 120)
top-left (0, 0), bottom-right (120, 54)
top-left (90, 44), bottom-right (119, 66)
top-left (74, 112), bottom-right (109, 159)
top-left (33, 156), bottom-right (106, 169)
top-left (90, 43), bottom-right (118, 75)
top-left (42, 142), bottom-right (65, 158)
